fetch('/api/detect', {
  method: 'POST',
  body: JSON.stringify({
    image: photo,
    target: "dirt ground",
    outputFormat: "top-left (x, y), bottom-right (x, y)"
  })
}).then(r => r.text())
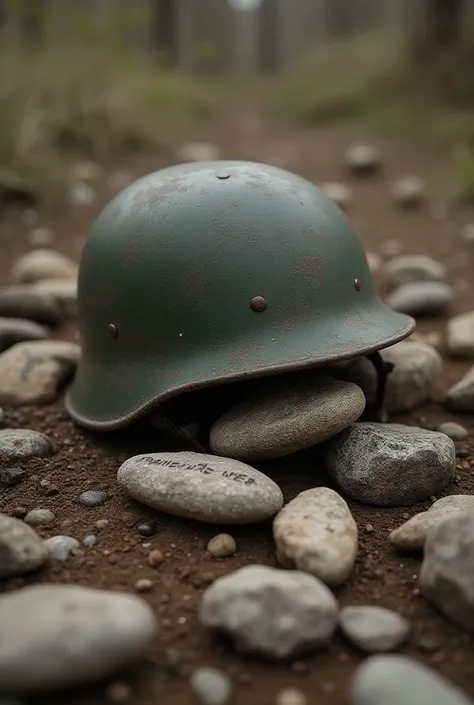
top-left (1, 94), bottom-right (474, 705)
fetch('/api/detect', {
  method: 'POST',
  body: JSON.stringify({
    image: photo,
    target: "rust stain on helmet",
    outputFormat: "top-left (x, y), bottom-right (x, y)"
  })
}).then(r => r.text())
top-left (225, 339), bottom-right (267, 373)
top-left (275, 292), bottom-right (318, 333)
top-left (131, 177), bottom-right (189, 215)
top-left (123, 229), bottom-right (143, 269)
top-left (344, 310), bottom-right (378, 333)
top-left (180, 265), bottom-right (208, 309)
top-left (290, 252), bottom-right (325, 287)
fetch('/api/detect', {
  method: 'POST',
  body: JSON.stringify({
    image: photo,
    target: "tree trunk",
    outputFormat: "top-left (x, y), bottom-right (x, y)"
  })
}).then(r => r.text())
top-left (16, 0), bottom-right (45, 43)
top-left (327, 0), bottom-right (353, 38)
top-left (150, 0), bottom-right (176, 63)
top-left (410, 0), bottom-right (464, 62)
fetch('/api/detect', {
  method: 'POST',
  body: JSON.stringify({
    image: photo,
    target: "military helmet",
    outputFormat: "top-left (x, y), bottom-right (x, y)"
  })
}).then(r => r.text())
top-left (66, 160), bottom-right (415, 431)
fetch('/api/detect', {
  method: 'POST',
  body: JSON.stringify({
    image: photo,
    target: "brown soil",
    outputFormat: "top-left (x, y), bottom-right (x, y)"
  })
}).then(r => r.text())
top-left (1, 93), bottom-right (474, 705)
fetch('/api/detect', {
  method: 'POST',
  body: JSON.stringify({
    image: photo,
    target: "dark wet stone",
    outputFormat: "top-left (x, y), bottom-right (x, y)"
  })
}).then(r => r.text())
top-left (0, 467), bottom-right (26, 486)
top-left (77, 491), bottom-right (109, 508)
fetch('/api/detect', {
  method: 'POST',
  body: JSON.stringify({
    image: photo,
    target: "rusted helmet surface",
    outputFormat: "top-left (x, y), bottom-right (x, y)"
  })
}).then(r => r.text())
top-left (66, 160), bottom-right (415, 431)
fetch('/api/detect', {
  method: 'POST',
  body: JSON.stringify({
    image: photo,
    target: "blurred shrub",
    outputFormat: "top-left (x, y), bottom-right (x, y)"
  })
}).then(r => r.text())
top-left (267, 31), bottom-right (474, 143)
top-left (0, 2), bottom-right (222, 190)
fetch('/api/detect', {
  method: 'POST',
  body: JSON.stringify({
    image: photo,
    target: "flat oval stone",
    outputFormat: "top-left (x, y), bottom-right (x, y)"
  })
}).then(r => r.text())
top-left (386, 281), bottom-right (454, 317)
top-left (346, 144), bottom-right (380, 175)
top-left (0, 286), bottom-right (60, 325)
top-left (0, 317), bottom-right (49, 352)
top-left (210, 375), bottom-right (365, 462)
top-left (31, 280), bottom-right (77, 318)
top-left (0, 584), bottom-right (157, 692)
top-left (389, 495), bottom-right (474, 551)
top-left (319, 181), bottom-right (352, 210)
top-left (273, 487), bottom-right (358, 587)
top-left (24, 509), bottom-right (55, 527)
top-left (117, 451), bottom-right (283, 524)
top-left (0, 429), bottom-right (53, 463)
top-left (382, 255), bottom-right (446, 289)
top-left (438, 422), bottom-right (468, 441)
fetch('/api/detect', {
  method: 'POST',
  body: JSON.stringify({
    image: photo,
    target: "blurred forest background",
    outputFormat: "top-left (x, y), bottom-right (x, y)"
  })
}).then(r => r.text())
top-left (0, 0), bottom-right (473, 200)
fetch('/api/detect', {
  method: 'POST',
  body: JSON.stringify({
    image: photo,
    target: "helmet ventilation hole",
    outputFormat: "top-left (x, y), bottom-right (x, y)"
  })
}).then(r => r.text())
top-left (108, 324), bottom-right (118, 339)
top-left (354, 279), bottom-right (361, 291)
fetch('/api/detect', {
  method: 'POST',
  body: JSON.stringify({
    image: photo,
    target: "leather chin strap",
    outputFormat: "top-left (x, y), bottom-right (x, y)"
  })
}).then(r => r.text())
top-left (149, 412), bottom-right (209, 453)
top-left (152, 351), bottom-right (394, 453)
top-left (363, 351), bottom-right (394, 423)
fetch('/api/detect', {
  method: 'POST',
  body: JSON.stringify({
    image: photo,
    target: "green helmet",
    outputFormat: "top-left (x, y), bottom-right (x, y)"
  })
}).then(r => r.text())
top-left (66, 160), bottom-right (415, 432)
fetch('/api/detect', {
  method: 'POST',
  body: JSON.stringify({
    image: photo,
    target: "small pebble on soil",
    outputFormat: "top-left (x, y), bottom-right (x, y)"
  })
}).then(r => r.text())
top-left (24, 508), bottom-right (55, 527)
top-left (0, 428), bottom-right (53, 462)
top-left (275, 689), bottom-right (308, 705)
top-left (44, 535), bottom-right (80, 561)
top-left (438, 422), bottom-right (468, 441)
top-left (117, 451), bottom-right (283, 524)
top-left (78, 490), bottom-right (109, 507)
top-left (190, 667), bottom-right (232, 705)
top-left (339, 605), bottom-right (411, 653)
top-left (207, 534), bottom-right (237, 558)
top-left (148, 549), bottom-right (165, 567)
top-left (135, 578), bottom-right (154, 592)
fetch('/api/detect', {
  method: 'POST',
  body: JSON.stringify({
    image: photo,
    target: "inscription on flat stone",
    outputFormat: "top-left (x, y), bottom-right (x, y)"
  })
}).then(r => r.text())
top-left (117, 451), bottom-right (283, 525)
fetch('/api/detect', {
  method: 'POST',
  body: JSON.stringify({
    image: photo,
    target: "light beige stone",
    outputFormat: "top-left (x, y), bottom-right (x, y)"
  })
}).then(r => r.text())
top-left (273, 487), bottom-right (358, 587)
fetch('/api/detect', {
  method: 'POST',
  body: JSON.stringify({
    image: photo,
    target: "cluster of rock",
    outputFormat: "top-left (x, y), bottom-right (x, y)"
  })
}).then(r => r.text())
top-left (0, 247), bottom-right (80, 408)
top-left (371, 252), bottom-right (474, 414)
top-left (1, 147), bottom-right (474, 703)
top-left (318, 142), bottom-right (427, 212)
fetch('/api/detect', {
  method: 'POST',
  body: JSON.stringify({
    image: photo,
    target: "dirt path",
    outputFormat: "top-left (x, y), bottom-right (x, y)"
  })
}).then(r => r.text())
top-left (1, 92), bottom-right (474, 705)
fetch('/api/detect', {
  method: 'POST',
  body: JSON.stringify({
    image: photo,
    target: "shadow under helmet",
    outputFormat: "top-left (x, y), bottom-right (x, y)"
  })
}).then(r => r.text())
top-left (66, 160), bottom-right (415, 433)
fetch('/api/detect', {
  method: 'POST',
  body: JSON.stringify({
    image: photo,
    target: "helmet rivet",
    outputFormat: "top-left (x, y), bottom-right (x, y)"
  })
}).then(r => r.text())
top-left (216, 173), bottom-right (230, 180)
top-left (108, 324), bottom-right (118, 338)
top-left (354, 278), bottom-right (361, 291)
top-left (250, 295), bottom-right (267, 312)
